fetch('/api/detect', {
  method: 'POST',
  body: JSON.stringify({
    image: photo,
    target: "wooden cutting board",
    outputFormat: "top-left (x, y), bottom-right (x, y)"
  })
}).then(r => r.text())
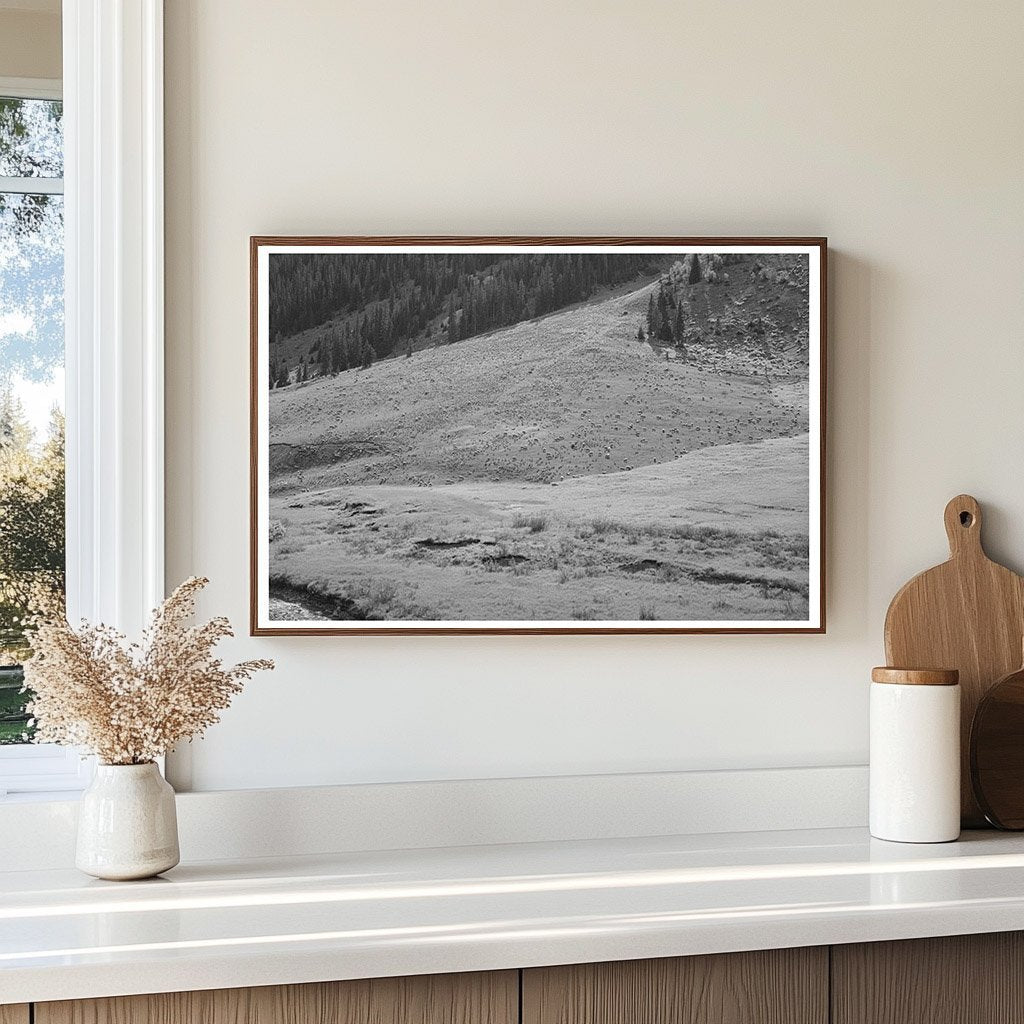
top-left (884, 494), bottom-right (1024, 826)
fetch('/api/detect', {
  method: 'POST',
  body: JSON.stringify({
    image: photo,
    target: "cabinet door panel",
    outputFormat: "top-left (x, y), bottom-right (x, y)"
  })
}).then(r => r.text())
top-left (36, 971), bottom-right (518, 1024)
top-left (0, 1007), bottom-right (29, 1024)
top-left (523, 948), bottom-right (827, 1024)
top-left (832, 932), bottom-right (1024, 1024)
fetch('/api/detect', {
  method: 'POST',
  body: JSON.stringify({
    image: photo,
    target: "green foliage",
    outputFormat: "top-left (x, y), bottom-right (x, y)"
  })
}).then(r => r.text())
top-left (0, 394), bottom-right (65, 741)
top-left (0, 396), bottom-right (65, 647)
top-left (0, 664), bottom-right (30, 743)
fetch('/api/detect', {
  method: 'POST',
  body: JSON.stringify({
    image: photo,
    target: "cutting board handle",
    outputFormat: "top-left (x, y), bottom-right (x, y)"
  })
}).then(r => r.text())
top-left (944, 494), bottom-right (983, 558)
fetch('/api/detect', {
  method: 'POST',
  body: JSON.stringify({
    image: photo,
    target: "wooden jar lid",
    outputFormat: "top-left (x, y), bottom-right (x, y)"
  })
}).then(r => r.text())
top-left (871, 667), bottom-right (960, 686)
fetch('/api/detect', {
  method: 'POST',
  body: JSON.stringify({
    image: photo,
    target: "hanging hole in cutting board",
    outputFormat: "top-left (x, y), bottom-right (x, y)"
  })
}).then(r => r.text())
top-left (960, 511), bottom-right (974, 527)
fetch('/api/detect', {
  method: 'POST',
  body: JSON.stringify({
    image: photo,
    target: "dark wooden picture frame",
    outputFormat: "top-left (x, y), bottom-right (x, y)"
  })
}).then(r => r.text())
top-left (250, 236), bottom-right (826, 635)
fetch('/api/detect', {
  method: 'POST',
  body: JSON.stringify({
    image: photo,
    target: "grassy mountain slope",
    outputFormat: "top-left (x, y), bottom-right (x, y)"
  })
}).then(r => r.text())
top-left (269, 277), bottom-right (809, 492)
top-left (267, 277), bottom-right (812, 622)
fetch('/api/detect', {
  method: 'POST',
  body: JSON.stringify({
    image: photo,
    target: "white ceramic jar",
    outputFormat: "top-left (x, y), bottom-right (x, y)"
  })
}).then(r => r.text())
top-left (76, 762), bottom-right (180, 880)
top-left (870, 667), bottom-right (961, 843)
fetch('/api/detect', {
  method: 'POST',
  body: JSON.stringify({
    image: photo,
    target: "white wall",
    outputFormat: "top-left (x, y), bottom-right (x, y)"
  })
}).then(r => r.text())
top-left (0, 6), bottom-right (61, 80)
top-left (163, 0), bottom-right (1024, 792)
top-left (0, 6), bottom-right (60, 80)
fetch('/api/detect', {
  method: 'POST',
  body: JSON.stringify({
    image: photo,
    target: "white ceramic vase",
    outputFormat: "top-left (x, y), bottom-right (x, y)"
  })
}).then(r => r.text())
top-left (76, 762), bottom-right (180, 880)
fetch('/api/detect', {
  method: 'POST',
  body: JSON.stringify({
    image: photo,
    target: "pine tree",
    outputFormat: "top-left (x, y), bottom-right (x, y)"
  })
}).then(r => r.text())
top-left (647, 293), bottom-right (660, 339)
top-left (344, 324), bottom-right (355, 369)
top-left (0, 400), bottom-right (65, 660)
top-left (0, 391), bottom-right (34, 463)
top-left (447, 297), bottom-right (458, 345)
top-left (462, 287), bottom-right (475, 340)
top-left (656, 285), bottom-right (674, 343)
top-left (688, 253), bottom-right (703, 284)
top-left (673, 305), bottom-right (685, 344)
top-left (637, 324), bottom-right (646, 342)
top-left (535, 264), bottom-right (555, 315)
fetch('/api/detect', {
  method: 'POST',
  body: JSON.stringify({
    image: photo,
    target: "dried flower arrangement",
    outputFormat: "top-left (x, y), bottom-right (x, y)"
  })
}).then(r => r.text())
top-left (23, 577), bottom-right (273, 765)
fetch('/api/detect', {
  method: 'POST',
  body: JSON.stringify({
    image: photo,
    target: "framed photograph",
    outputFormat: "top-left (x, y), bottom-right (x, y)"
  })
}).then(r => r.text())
top-left (250, 236), bottom-right (826, 635)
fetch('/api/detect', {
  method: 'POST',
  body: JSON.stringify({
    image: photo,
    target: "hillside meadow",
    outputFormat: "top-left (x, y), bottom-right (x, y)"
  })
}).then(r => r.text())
top-left (266, 276), bottom-right (811, 623)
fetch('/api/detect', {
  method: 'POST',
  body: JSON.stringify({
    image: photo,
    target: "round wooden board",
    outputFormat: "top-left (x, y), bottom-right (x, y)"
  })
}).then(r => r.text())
top-left (971, 664), bottom-right (1024, 829)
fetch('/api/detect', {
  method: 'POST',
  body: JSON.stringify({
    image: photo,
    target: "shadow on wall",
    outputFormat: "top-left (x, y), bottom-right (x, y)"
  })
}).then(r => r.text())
top-left (826, 249), bottom-right (872, 635)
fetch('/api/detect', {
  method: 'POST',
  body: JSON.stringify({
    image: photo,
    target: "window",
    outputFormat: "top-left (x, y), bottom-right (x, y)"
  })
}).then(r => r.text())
top-left (0, 84), bottom-right (64, 739)
top-left (0, 79), bottom-right (83, 796)
top-left (0, 5), bottom-right (166, 798)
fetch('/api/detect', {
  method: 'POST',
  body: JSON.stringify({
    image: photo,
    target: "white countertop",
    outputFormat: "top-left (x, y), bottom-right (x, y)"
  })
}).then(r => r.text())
top-left (4, 826), bottom-right (1024, 1004)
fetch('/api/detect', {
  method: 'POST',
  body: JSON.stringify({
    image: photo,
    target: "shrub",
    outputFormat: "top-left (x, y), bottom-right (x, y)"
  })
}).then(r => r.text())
top-left (512, 513), bottom-right (548, 533)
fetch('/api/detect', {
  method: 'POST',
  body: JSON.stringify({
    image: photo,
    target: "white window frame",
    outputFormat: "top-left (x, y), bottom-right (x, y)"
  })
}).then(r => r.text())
top-left (0, 77), bottom-right (64, 191)
top-left (0, 0), bottom-right (164, 798)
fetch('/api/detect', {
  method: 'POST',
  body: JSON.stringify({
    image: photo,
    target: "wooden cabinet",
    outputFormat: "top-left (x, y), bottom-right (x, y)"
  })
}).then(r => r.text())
top-left (14, 934), bottom-right (1024, 1024)
top-left (34, 971), bottom-right (517, 1024)
top-left (522, 948), bottom-right (828, 1024)
top-left (832, 932), bottom-right (1024, 1024)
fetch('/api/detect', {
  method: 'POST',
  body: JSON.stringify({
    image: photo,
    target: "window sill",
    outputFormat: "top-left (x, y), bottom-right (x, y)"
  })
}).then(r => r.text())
top-left (0, 745), bottom-right (94, 799)
top-left (0, 789), bottom-right (86, 804)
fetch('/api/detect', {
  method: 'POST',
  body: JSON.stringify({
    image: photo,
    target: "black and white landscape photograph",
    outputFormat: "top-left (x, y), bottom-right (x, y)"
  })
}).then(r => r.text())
top-left (251, 240), bottom-right (824, 633)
